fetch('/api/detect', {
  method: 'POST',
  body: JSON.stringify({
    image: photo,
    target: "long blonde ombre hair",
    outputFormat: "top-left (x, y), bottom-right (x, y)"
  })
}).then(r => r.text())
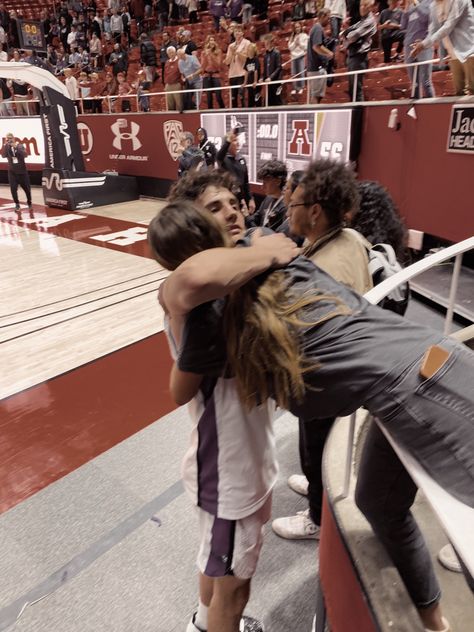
top-left (224, 270), bottom-right (350, 410)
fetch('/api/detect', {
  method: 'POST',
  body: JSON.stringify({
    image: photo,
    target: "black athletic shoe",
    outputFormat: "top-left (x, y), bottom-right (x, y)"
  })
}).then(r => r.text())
top-left (240, 616), bottom-right (265, 632)
top-left (15, 204), bottom-right (20, 210)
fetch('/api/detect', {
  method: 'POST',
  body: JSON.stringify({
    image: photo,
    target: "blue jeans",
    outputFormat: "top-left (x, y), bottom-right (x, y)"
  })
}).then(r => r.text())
top-left (291, 55), bottom-right (305, 91)
top-left (365, 337), bottom-right (474, 507)
top-left (405, 47), bottom-right (434, 98)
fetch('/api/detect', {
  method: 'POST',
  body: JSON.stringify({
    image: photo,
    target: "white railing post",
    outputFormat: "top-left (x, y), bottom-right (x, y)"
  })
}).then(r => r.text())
top-left (444, 253), bottom-right (463, 335)
top-left (352, 70), bottom-right (358, 102)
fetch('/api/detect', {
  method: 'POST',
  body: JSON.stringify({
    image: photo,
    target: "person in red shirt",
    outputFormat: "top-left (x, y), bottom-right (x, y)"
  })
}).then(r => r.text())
top-left (201, 35), bottom-right (225, 108)
top-left (164, 45), bottom-right (183, 112)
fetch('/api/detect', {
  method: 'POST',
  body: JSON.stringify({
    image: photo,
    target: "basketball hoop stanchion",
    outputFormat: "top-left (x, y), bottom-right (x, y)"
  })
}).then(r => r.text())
top-left (40, 85), bottom-right (138, 211)
top-left (0, 62), bottom-right (139, 211)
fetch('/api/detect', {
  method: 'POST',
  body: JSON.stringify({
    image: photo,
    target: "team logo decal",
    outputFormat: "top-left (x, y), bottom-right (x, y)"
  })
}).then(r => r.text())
top-left (111, 119), bottom-right (142, 151)
top-left (163, 120), bottom-right (184, 161)
top-left (78, 122), bottom-right (94, 155)
top-left (288, 120), bottom-right (312, 156)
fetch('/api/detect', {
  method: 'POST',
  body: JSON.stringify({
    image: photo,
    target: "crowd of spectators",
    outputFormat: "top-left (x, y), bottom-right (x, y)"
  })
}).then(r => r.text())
top-left (0, 0), bottom-right (472, 115)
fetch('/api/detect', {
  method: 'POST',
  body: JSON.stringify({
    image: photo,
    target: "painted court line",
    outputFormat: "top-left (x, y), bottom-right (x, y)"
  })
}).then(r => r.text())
top-left (0, 480), bottom-right (184, 631)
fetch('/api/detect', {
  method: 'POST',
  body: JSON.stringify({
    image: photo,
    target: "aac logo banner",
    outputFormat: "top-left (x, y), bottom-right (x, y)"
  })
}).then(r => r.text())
top-left (163, 120), bottom-right (184, 161)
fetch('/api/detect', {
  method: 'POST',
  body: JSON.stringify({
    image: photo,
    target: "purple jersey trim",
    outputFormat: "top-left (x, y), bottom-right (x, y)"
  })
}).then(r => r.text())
top-left (204, 516), bottom-right (236, 577)
top-left (197, 382), bottom-right (219, 515)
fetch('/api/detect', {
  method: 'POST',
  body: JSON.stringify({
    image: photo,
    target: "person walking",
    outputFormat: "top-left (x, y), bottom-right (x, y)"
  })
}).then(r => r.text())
top-left (1, 133), bottom-right (32, 210)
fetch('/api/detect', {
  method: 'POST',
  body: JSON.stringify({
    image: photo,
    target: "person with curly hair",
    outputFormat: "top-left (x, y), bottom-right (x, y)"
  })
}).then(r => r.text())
top-left (349, 180), bottom-right (408, 264)
top-left (271, 160), bottom-right (373, 542)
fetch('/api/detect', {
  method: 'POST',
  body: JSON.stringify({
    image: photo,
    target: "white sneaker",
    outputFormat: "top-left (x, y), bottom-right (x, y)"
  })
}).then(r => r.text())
top-left (288, 474), bottom-right (309, 496)
top-left (437, 544), bottom-right (462, 573)
top-left (290, 89), bottom-right (296, 95)
top-left (272, 509), bottom-right (320, 540)
top-left (297, 89), bottom-right (304, 95)
top-left (186, 613), bottom-right (206, 632)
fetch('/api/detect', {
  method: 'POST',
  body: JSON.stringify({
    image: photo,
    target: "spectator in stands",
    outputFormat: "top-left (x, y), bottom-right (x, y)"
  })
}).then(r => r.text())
top-left (102, 10), bottom-right (112, 41)
top-left (247, 160), bottom-right (288, 231)
top-left (164, 46), bottom-right (183, 112)
top-left (67, 24), bottom-right (79, 52)
top-left (56, 47), bottom-right (69, 74)
top-left (77, 46), bottom-right (90, 70)
top-left (134, 69), bottom-right (152, 112)
top-left (243, 43), bottom-right (261, 107)
top-left (117, 71), bottom-right (133, 111)
top-left (76, 23), bottom-right (88, 50)
top-left (101, 72), bottom-right (118, 112)
top-left (401, 0), bottom-right (434, 99)
top-left (89, 72), bottom-right (104, 113)
top-left (0, 42), bottom-right (7, 62)
top-left (130, 0), bottom-right (145, 35)
top-left (140, 33), bottom-right (158, 83)
top-left (8, 10), bottom-right (19, 49)
top-left (11, 78), bottom-right (29, 116)
top-left (78, 71), bottom-right (92, 112)
top-left (121, 7), bottom-right (131, 43)
top-left (177, 47), bottom-right (203, 109)
top-left (201, 34), bottom-right (225, 108)
top-left (292, 0), bottom-right (306, 21)
top-left (64, 67), bottom-right (80, 103)
top-left (0, 4), bottom-right (10, 33)
top-left (69, 46), bottom-right (82, 68)
top-left (89, 32), bottom-right (103, 68)
top-left (10, 49), bottom-right (23, 63)
top-left (110, 8), bottom-right (124, 44)
top-left (109, 42), bottom-right (128, 76)
top-left (91, 13), bottom-right (102, 38)
top-left (411, 0), bottom-right (474, 96)
top-left (228, 0), bottom-right (244, 23)
top-left (176, 0), bottom-right (188, 21)
top-left (0, 79), bottom-right (14, 116)
top-left (156, 0), bottom-right (170, 31)
top-left (379, 0), bottom-right (405, 63)
top-left (46, 45), bottom-right (58, 73)
top-left (242, 0), bottom-right (253, 23)
top-left (262, 33), bottom-right (283, 106)
top-left (342, 0), bottom-right (377, 101)
top-left (197, 127), bottom-right (217, 166)
top-left (59, 16), bottom-right (71, 51)
top-left (307, 9), bottom-right (334, 104)
top-left (181, 30), bottom-right (198, 55)
top-left (108, 0), bottom-right (121, 11)
top-left (210, 0), bottom-right (227, 30)
top-left (217, 128), bottom-right (255, 213)
top-left (325, 0), bottom-right (347, 39)
top-left (160, 31), bottom-right (176, 82)
top-left (186, 0), bottom-right (199, 23)
top-left (289, 22), bottom-right (309, 95)
top-left (225, 25), bottom-right (251, 108)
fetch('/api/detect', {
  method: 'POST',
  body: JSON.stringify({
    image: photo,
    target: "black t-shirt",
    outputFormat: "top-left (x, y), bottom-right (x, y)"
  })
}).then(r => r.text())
top-left (2, 143), bottom-right (28, 174)
top-left (244, 56), bottom-right (260, 83)
top-left (0, 79), bottom-right (11, 100)
top-left (379, 7), bottom-right (403, 38)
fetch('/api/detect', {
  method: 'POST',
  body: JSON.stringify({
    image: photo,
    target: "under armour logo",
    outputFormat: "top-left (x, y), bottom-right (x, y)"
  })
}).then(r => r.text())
top-left (111, 119), bottom-right (142, 151)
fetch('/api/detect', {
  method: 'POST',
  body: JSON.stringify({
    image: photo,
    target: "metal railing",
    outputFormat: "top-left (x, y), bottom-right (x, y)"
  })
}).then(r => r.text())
top-left (342, 235), bottom-right (474, 499)
top-left (62, 56), bottom-right (445, 114)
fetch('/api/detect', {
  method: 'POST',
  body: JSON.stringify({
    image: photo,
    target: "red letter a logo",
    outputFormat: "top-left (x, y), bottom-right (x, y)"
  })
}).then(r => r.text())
top-left (288, 120), bottom-right (312, 156)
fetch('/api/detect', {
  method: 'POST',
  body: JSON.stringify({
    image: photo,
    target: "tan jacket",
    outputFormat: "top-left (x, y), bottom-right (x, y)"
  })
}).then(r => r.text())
top-left (303, 228), bottom-right (373, 295)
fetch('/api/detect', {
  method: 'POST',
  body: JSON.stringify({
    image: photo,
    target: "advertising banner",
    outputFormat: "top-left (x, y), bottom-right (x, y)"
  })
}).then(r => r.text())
top-left (447, 105), bottom-right (474, 154)
top-left (201, 109), bottom-right (352, 183)
top-left (0, 118), bottom-right (45, 167)
top-left (77, 112), bottom-right (200, 179)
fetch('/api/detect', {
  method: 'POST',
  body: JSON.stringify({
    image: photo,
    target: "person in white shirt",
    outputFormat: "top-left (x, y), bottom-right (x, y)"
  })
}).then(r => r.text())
top-left (110, 8), bottom-right (123, 44)
top-left (64, 67), bottom-right (79, 101)
top-left (67, 25), bottom-right (78, 51)
top-left (325, 0), bottom-right (347, 38)
top-left (288, 22), bottom-right (309, 94)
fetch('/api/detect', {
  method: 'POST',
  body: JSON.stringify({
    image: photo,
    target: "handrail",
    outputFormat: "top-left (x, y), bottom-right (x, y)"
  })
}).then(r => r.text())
top-left (341, 236), bottom-right (474, 499)
top-left (61, 55), bottom-right (445, 112)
